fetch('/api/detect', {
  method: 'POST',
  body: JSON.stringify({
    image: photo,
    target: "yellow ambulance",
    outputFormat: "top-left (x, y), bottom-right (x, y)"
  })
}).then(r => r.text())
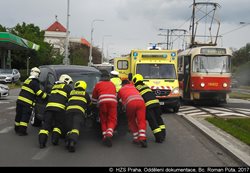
top-left (114, 48), bottom-right (180, 112)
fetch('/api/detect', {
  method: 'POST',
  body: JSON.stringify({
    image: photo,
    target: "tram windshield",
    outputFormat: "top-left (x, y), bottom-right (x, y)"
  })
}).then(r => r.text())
top-left (136, 64), bottom-right (177, 79)
top-left (192, 55), bottom-right (230, 73)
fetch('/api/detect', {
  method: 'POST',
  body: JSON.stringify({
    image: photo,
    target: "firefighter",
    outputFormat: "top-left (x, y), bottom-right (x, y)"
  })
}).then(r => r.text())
top-left (110, 70), bottom-right (122, 92)
top-left (15, 67), bottom-right (47, 136)
top-left (132, 74), bottom-right (166, 143)
top-left (65, 80), bottom-right (91, 152)
top-left (117, 79), bottom-right (147, 148)
top-left (92, 71), bottom-right (117, 147)
top-left (38, 74), bottom-right (73, 148)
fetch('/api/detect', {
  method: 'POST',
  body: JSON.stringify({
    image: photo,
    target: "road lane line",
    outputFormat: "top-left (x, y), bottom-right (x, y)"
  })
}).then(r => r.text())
top-left (0, 126), bottom-right (13, 134)
top-left (32, 148), bottom-right (51, 160)
top-left (0, 101), bottom-right (10, 104)
top-left (7, 106), bottom-right (16, 110)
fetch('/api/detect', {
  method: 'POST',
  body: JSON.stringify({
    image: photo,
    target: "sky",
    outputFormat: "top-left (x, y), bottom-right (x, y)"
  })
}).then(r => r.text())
top-left (1, 0), bottom-right (250, 59)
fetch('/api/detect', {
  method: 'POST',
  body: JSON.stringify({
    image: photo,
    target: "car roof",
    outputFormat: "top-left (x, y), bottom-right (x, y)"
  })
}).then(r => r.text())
top-left (39, 65), bottom-right (101, 75)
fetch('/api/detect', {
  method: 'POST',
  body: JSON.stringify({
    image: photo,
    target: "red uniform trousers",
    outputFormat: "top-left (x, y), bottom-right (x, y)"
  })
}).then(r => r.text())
top-left (126, 99), bottom-right (147, 141)
top-left (99, 101), bottom-right (117, 139)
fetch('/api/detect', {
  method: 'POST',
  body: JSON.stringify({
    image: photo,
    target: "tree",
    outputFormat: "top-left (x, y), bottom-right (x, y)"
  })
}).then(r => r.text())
top-left (231, 43), bottom-right (250, 85)
top-left (9, 22), bottom-right (56, 69)
top-left (69, 42), bottom-right (102, 65)
top-left (0, 24), bottom-right (7, 32)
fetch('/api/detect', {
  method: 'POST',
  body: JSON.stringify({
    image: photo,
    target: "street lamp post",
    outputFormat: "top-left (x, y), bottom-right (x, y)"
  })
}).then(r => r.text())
top-left (106, 43), bottom-right (114, 61)
top-left (63, 0), bottom-right (70, 65)
top-left (88, 19), bottom-right (104, 66)
top-left (101, 35), bottom-right (112, 64)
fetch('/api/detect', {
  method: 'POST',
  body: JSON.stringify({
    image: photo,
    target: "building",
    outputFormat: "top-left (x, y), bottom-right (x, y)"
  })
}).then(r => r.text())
top-left (44, 20), bottom-right (90, 55)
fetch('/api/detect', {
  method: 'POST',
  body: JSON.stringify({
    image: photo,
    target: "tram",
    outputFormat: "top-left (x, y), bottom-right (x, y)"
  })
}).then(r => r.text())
top-left (177, 46), bottom-right (232, 104)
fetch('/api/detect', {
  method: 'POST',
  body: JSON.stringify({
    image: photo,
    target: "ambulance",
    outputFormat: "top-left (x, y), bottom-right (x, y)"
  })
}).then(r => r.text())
top-left (114, 47), bottom-right (180, 112)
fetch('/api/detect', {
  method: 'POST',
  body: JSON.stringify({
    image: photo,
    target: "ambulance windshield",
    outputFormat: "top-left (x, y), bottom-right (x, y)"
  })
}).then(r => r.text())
top-left (136, 64), bottom-right (177, 79)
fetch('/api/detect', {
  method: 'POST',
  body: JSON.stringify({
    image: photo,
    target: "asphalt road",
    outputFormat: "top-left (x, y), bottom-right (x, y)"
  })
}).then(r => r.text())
top-left (0, 88), bottom-right (243, 166)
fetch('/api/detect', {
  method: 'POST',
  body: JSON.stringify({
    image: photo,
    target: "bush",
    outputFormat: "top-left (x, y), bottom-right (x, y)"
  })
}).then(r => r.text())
top-left (235, 61), bottom-right (250, 86)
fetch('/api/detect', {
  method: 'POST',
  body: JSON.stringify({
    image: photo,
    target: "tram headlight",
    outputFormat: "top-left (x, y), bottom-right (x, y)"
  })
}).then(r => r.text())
top-left (200, 82), bottom-right (205, 87)
top-left (223, 83), bottom-right (228, 88)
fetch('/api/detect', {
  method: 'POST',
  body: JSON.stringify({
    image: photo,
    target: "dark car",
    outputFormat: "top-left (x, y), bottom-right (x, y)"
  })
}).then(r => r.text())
top-left (30, 65), bottom-right (101, 127)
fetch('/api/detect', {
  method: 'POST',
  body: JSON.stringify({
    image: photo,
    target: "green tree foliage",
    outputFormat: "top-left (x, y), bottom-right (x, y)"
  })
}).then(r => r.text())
top-left (70, 42), bottom-right (101, 65)
top-left (70, 42), bottom-right (89, 65)
top-left (1, 22), bottom-right (102, 69)
top-left (92, 47), bottom-right (102, 64)
top-left (0, 24), bottom-right (7, 32)
top-left (232, 43), bottom-right (250, 85)
top-left (232, 43), bottom-right (250, 68)
top-left (9, 22), bottom-right (56, 69)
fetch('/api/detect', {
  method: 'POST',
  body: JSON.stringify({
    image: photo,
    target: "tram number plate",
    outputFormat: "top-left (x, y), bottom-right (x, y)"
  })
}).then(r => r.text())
top-left (159, 102), bottom-right (164, 105)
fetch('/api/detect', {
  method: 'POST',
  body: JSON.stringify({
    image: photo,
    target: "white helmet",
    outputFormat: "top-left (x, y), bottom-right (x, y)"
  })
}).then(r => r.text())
top-left (30, 67), bottom-right (40, 78)
top-left (59, 74), bottom-right (73, 85)
top-left (110, 70), bottom-right (119, 76)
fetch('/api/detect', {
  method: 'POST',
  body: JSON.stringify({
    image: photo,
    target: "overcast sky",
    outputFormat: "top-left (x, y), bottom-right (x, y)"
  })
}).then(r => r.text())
top-left (1, 0), bottom-right (250, 58)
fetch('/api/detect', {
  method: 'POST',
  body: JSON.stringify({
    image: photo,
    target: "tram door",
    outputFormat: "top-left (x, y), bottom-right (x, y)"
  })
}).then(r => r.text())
top-left (183, 56), bottom-right (191, 99)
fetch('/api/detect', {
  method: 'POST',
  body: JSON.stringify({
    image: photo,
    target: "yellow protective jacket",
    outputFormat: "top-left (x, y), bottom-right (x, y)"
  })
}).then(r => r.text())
top-left (134, 81), bottom-right (160, 109)
top-left (17, 77), bottom-right (47, 107)
top-left (110, 77), bottom-right (122, 92)
top-left (45, 82), bottom-right (72, 112)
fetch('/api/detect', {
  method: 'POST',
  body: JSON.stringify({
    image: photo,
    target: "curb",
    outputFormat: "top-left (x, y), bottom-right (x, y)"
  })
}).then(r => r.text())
top-left (179, 113), bottom-right (250, 166)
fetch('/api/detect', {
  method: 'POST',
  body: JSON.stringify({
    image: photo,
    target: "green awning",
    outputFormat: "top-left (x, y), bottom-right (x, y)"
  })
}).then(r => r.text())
top-left (0, 32), bottom-right (40, 51)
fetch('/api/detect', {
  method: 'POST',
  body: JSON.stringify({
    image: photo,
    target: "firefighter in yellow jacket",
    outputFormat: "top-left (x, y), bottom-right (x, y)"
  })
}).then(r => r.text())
top-left (65, 80), bottom-right (91, 152)
top-left (110, 70), bottom-right (122, 92)
top-left (15, 67), bottom-right (47, 136)
top-left (38, 74), bottom-right (73, 148)
top-left (132, 74), bottom-right (166, 143)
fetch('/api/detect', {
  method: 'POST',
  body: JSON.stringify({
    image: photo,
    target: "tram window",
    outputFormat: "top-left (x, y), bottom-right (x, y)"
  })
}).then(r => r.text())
top-left (192, 55), bottom-right (230, 73)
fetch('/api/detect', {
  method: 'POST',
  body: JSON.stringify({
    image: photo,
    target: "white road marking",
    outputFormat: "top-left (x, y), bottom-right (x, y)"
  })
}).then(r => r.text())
top-left (179, 106), bottom-right (196, 111)
top-left (0, 101), bottom-right (10, 104)
top-left (182, 109), bottom-right (201, 114)
top-left (233, 108), bottom-right (250, 115)
top-left (32, 148), bottom-right (51, 160)
top-left (179, 106), bottom-right (249, 118)
top-left (7, 106), bottom-right (16, 110)
top-left (0, 126), bottom-right (13, 134)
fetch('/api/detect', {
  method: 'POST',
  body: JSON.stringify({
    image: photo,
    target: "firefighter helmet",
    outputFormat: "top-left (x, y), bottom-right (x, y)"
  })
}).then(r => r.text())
top-left (59, 74), bottom-right (73, 85)
top-left (30, 67), bottom-right (40, 78)
top-left (132, 74), bottom-right (143, 84)
top-left (74, 80), bottom-right (87, 90)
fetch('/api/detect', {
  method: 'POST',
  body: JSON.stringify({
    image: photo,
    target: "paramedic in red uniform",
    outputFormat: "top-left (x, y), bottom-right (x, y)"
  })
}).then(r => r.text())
top-left (117, 79), bottom-right (147, 148)
top-left (92, 71), bottom-right (117, 147)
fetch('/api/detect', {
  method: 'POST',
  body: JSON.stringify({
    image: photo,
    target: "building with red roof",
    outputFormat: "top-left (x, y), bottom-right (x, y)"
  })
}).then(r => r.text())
top-left (44, 20), bottom-right (90, 55)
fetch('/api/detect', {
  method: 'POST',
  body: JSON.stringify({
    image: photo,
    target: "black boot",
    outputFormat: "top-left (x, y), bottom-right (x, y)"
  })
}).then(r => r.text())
top-left (161, 129), bottom-right (166, 141)
top-left (68, 140), bottom-right (76, 152)
top-left (51, 132), bottom-right (60, 145)
top-left (103, 136), bottom-right (112, 147)
top-left (65, 135), bottom-right (70, 150)
top-left (14, 125), bottom-right (19, 134)
top-left (139, 140), bottom-right (148, 148)
top-left (154, 132), bottom-right (163, 143)
top-left (39, 134), bottom-right (48, 149)
top-left (18, 126), bottom-right (28, 136)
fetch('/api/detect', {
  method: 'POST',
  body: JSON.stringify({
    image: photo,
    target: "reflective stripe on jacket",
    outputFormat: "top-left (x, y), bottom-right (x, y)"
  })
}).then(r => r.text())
top-left (46, 82), bottom-right (72, 111)
top-left (66, 89), bottom-right (91, 114)
top-left (17, 77), bottom-right (47, 107)
top-left (135, 82), bottom-right (160, 109)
